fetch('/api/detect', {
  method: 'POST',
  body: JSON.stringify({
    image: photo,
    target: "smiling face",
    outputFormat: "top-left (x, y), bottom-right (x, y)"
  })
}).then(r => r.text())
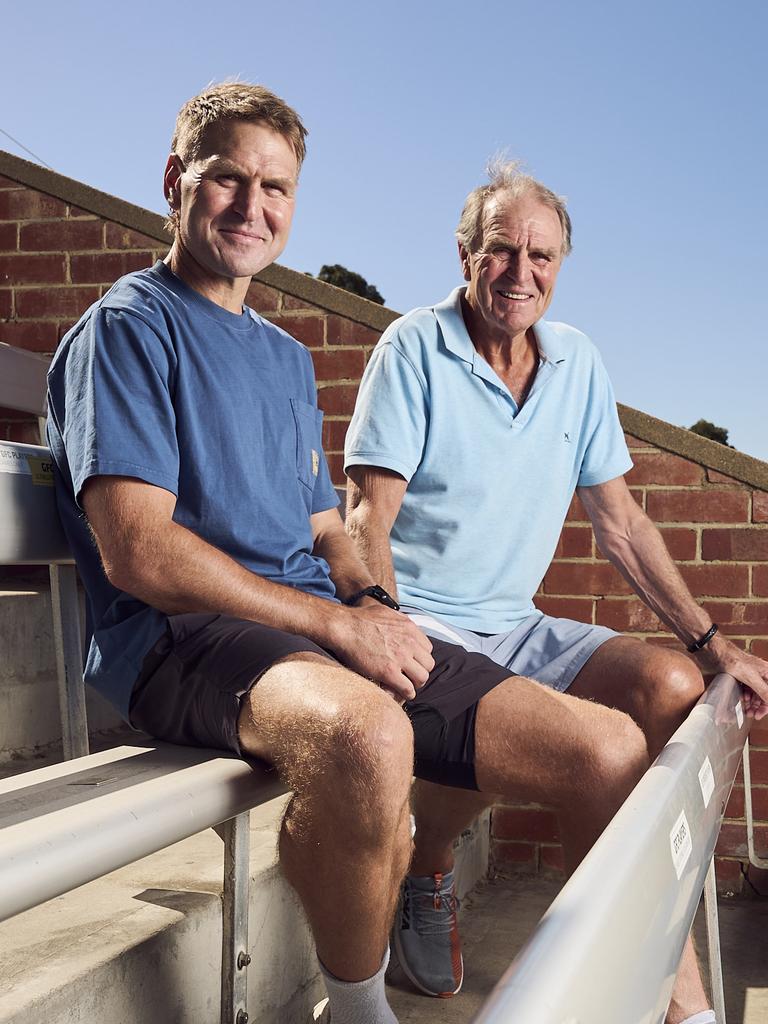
top-left (164, 119), bottom-right (298, 305)
top-left (460, 191), bottom-right (564, 346)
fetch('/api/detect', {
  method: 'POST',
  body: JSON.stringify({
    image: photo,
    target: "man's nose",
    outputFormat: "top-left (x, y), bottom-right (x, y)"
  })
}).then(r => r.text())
top-left (234, 182), bottom-right (263, 222)
top-left (504, 252), bottom-right (528, 281)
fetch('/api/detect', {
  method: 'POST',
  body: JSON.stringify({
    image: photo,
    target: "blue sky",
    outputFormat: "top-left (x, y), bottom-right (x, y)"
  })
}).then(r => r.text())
top-left (3, 0), bottom-right (766, 460)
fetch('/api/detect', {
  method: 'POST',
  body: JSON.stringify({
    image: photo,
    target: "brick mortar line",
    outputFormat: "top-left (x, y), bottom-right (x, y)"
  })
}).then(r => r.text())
top-left (550, 558), bottom-right (767, 566)
top-left (265, 311), bottom-right (328, 318)
top-left (595, 596), bottom-right (767, 603)
top-left (639, 522), bottom-right (758, 528)
top-left (537, 599), bottom-right (766, 611)
top-left (631, 484), bottom-right (754, 491)
top-left (3, 247), bottom-right (155, 255)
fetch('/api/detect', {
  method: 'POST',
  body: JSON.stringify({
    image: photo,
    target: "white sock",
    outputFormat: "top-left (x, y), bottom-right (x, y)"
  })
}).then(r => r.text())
top-left (319, 946), bottom-right (398, 1024)
top-left (678, 1012), bottom-right (716, 1024)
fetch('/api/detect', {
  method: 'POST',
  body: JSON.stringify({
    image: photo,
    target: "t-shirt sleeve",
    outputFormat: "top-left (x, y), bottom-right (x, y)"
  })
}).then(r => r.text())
top-left (577, 351), bottom-right (633, 487)
top-left (344, 339), bottom-right (428, 482)
top-left (61, 307), bottom-right (180, 506)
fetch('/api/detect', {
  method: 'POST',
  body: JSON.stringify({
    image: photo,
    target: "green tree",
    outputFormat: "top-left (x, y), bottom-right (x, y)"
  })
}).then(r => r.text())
top-left (688, 419), bottom-right (732, 446)
top-left (316, 264), bottom-right (385, 305)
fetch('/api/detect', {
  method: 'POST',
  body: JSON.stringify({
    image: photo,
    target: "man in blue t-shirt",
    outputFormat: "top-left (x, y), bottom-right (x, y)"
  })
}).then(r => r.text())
top-left (344, 162), bottom-right (768, 1023)
top-left (48, 82), bottom-right (447, 1024)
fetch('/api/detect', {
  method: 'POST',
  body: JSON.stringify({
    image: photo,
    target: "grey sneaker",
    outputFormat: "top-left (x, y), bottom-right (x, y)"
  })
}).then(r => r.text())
top-left (392, 871), bottom-right (463, 998)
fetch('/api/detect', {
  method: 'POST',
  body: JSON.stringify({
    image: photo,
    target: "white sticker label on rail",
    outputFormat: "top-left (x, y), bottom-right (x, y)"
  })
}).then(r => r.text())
top-left (670, 809), bottom-right (693, 880)
top-left (698, 757), bottom-right (715, 808)
top-left (735, 699), bottom-right (744, 729)
top-left (0, 447), bottom-right (32, 475)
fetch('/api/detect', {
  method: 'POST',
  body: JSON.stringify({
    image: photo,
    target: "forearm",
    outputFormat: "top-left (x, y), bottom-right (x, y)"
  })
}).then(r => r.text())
top-left (343, 467), bottom-right (406, 598)
top-left (108, 517), bottom-right (345, 649)
top-left (345, 508), bottom-right (399, 597)
top-left (582, 479), bottom-right (768, 707)
top-left (312, 526), bottom-right (376, 603)
top-left (597, 513), bottom-right (713, 648)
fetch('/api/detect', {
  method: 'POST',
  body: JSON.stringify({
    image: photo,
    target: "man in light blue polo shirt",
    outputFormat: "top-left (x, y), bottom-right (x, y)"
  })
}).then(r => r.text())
top-left (345, 161), bottom-right (768, 1024)
top-left (347, 289), bottom-right (630, 634)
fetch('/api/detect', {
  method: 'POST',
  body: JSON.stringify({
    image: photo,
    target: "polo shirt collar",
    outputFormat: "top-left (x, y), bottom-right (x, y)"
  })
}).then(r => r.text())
top-left (434, 286), bottom-right (567, 367)
top-left (433, 287), bottom-right (477, 365)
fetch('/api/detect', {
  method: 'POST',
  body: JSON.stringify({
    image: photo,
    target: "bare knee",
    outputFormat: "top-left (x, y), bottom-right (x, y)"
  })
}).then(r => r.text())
top-left (658, 653), bottom-right (704, 713)
top-left (274, 679), bottom-right (414, 817)
top-left (241, 655), bottom-right (413, 783)
top-left (325, 695), bottom-right (414, 792)
top-left (284, 692), bottom-right (413, 854)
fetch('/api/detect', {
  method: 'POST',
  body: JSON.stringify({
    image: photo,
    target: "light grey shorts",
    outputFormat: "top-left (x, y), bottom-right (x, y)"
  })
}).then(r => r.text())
top-left (401, 607), bottom-right (619, 693)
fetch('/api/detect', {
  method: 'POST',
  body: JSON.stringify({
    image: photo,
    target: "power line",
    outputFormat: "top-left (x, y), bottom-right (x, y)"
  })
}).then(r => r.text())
top-left (0, 128), bottom-right (53, 170)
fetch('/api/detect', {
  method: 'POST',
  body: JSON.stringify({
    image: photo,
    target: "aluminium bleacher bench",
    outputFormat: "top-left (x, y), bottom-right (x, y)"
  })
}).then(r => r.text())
top-left (0, 341), bottom-right (292, 1024)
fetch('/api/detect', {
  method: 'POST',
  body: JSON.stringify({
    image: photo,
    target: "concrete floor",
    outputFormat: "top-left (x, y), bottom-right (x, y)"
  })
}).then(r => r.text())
top-left (385, 875), bottom-right (768, 1024)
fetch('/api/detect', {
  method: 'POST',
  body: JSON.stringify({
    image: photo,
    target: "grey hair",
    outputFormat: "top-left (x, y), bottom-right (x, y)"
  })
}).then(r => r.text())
top-left (455, 157), bottom-right (572, 257)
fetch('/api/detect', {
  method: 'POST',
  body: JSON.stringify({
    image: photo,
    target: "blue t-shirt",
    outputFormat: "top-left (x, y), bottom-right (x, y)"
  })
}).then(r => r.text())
top-left (344, 286), bottom-right (632, 633)
top-left (47, 261), bottom-right (339, 718)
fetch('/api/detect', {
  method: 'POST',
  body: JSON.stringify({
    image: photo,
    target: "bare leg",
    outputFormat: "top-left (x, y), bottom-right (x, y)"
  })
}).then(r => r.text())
top-left (238, 653), bottom-right (413, 982)
top-left (399, 676), bottom-right (647, 1004)
top-left (410, 662), bottom-right (656, 879)
top-left (472, 675), bottom-right (650, 869)
top-left (569, 638), bottom-right (709, 1022)
top-left (409, 782), bottom-right (494, 876)
top-left (665, 942), bottom-right (713, 1024)
top-left (407, 641), bottom-right (708, 1018)
top-left (568, 637), bottom-right (704, 757)
top-left (410, 637), bottom-right (703, 873)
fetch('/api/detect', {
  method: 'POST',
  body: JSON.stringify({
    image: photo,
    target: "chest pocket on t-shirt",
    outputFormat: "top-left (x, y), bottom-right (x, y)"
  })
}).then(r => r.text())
top-left (290, 398), bottom-right (323, 492)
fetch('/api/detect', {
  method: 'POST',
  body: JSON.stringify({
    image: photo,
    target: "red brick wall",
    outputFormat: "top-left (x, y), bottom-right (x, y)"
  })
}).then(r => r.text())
top-left (2, 169), bottom-right (767, 895)
top-left (0, 176), bottom-right (166, 443)
top-left (491, 436), bottom-right (768, 894)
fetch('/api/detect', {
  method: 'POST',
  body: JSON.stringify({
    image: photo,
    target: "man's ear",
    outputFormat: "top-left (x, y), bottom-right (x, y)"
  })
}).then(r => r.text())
top-left (458, 241), bottom-right (472, 282)
top-left (163, 154), bottom-right (183, 210)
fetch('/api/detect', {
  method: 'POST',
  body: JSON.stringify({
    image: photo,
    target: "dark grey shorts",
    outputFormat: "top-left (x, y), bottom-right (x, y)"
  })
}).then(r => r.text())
top-left (128, 612), bottom-right (512, 790)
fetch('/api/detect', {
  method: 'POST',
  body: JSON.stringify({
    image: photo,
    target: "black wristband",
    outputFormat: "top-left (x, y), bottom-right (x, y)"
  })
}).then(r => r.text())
top-left (687, 624), bottom-right (718, 653)
top-left (344, 585), bottom-right (400, 611)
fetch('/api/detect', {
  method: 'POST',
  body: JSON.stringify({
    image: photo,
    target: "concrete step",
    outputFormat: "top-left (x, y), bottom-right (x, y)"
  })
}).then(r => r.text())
top-left (0, 790), bottom-right (490, 1024)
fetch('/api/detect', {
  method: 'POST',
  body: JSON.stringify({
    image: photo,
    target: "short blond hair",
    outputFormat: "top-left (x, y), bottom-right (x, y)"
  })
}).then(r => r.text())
top-left (166, 82), bottom-right (307, 234)
top-left (456, 158), bottom-right (572, 257)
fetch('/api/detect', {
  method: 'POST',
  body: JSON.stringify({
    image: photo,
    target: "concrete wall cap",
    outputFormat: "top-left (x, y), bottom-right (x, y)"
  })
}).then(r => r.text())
top-left (619, 404), bottom-right (768, 493)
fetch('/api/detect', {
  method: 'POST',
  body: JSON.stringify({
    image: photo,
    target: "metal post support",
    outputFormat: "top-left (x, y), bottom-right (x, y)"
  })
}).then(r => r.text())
top-left (743, 739), bottom-right (768, 869)
top-left (220, 812), bottom-right (251, 1024)
top-left (49, 563), bottom-right (89, 759)
top-left (703, 857), bottom-right (726, 1024)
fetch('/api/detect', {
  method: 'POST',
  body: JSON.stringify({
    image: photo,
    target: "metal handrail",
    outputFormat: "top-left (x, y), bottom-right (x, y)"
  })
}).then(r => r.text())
top-left (473, 674), bottom-right (747, 1024)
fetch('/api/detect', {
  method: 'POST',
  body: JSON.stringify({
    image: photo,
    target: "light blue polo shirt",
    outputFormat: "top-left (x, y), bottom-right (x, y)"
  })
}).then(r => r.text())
top-left (344, 286), bottom-right (632, 633)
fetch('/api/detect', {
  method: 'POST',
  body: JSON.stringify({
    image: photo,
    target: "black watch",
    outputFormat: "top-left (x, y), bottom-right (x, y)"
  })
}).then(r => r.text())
top-left (345, 585), bottom-right (400, 611)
